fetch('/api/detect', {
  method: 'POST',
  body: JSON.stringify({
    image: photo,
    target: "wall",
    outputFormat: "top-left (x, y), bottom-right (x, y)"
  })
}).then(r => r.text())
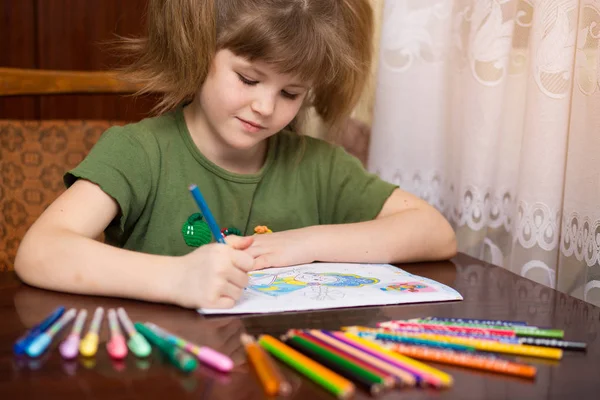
top-left (0, 0), bottom-right (156, 120)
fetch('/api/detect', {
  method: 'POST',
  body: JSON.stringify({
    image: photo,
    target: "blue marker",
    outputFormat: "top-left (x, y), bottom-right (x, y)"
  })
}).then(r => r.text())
top-left (189, 184), bottom-right (225, 244)
top-left (13, 306), bottom-right (65, 355)
top-left (27, 308), bottom-right (77, 357)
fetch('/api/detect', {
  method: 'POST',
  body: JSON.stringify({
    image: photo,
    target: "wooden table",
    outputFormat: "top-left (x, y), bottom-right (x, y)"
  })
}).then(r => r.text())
top-left (1, 253), bottom-right (599, 399)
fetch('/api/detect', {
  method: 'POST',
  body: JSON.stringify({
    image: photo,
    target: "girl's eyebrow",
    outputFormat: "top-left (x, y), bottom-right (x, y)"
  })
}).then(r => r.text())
top-left (245, 65), bottom-right (307, 90)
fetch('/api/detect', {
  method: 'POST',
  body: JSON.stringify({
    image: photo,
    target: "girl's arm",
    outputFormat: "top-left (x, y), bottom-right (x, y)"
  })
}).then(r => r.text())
top-left (309, 188), bottom-right (457, 263)
top-left (14, 180), bottom-right (254, 308)
top-left (247, 189), bottom-right (457, 269)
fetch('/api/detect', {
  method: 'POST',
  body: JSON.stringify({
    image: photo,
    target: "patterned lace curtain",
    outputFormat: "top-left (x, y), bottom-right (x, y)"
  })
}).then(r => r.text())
top-left (368, 0), bottom-right (600, 306)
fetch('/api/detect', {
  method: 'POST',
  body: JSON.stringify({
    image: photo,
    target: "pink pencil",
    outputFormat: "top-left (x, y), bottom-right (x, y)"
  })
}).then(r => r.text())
top-left (379, 321), bottom-right (515, 338)
top-left (329, 331), bottom-right (448, 388)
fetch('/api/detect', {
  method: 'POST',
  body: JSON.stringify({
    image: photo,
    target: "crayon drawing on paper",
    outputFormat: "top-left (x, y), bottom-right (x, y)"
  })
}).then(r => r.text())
top-left (200, 263), bottom-right (462, 315)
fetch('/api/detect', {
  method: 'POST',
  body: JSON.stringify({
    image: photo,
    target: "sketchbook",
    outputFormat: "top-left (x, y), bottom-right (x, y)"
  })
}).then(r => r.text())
top-left (199, 262), bottom-right (462, 315)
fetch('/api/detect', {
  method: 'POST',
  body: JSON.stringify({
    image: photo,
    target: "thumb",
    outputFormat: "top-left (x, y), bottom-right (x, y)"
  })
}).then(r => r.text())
top-left (225, 235), bottom-right (254, 250)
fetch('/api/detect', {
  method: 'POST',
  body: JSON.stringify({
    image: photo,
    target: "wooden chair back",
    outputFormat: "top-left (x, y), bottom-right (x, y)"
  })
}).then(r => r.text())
top-left (0, 67), bottom-right (142, 271)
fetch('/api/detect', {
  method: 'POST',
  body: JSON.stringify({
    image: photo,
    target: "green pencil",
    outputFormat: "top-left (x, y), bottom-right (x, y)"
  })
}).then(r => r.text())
top-left (258, 334), bottom-right (355, 399)
top-left (284, 334), bottom-right (386, 395)
top-left (412, 319), bottom-right (564, 339)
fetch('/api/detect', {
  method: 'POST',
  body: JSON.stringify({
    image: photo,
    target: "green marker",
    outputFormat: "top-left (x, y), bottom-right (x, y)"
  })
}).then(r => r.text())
top-left (135, 323), bottom-right (197, 373)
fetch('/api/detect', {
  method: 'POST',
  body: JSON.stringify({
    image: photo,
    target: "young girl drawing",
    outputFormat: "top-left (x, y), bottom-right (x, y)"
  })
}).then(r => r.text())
top-left (15, 0), bottom-right (456, 309)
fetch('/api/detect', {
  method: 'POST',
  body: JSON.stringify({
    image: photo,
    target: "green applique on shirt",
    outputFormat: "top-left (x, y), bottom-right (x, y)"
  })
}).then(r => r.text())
top-left (182, 213), bottom-right (212, 247)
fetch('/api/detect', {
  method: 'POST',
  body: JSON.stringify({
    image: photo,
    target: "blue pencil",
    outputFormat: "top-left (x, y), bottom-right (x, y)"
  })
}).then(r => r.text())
top-left (188, 184), bottom-right (225, 244)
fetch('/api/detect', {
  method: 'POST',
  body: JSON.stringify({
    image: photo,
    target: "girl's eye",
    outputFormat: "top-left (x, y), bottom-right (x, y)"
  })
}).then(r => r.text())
top-left (281, 90), bottom-right (299, 100)
top-left (237, 73), bottom-right (258, 85)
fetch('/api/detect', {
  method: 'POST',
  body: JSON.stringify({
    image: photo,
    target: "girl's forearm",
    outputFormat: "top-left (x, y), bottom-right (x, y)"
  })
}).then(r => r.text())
top-left (308, 210), bottom-right (457, 264)
top-left (14, 228), bottom-right (178, 304)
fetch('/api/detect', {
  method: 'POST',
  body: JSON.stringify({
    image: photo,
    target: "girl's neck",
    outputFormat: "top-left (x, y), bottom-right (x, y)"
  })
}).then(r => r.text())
top-left (183, 101), bottom-right (268, 175)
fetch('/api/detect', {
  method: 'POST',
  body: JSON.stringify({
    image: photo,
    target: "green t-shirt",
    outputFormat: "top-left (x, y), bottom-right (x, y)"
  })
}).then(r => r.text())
top-left (65, 108), bottom-right (396, 256)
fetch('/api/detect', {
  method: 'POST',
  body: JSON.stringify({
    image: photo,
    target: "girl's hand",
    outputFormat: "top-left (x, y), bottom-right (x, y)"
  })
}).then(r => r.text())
top-left (242, 228), bottom-right (317, 270)
top-left (172, 236), bottom-right (255, 309)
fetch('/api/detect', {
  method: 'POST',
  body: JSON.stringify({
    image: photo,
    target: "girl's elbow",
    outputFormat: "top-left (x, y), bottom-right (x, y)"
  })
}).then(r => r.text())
top-left (443, 233), bottom-right (458, 259)
top-left (435, 216), bottom-right (457, 260)
top-left (14, 233), bottom-right (45, 287)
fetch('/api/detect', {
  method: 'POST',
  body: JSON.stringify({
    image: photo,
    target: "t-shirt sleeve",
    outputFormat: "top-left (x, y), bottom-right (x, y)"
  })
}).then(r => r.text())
top-left (320, 144), bottom-right (397, 224)
top-left (63, 126), bottom-right (152, 234)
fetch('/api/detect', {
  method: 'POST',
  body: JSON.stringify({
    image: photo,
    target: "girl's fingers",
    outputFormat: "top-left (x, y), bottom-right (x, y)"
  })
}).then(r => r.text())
top-left (225, 235), bottom-right (254, 250)
top-left (205, 296), bottom-right (236, 309)
top-left (226, 266), bottom-right (249, 289)
top-left (220, 282), bottom-right (244, 301)
top-left (231, 249), bottom-right (255, 272)
top-left (253, 254), bottom-right (274, 270)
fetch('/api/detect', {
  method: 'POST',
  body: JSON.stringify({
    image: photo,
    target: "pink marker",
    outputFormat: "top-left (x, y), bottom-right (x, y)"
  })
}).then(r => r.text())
top-left (106, 309), bottom-right (128, 360)
top-left (59, 309), bottom-right (88, 359)
top-left (145, 322), bottom-right (234, 372)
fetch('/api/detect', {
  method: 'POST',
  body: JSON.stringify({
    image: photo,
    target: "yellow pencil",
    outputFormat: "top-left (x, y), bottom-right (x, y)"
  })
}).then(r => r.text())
top-left (346, 328), bottom-right (563, 360)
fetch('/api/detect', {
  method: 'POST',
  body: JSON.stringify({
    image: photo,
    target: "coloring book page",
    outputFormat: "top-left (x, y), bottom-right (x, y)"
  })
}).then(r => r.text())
top-left (199, 263), bottom-right (462, 315)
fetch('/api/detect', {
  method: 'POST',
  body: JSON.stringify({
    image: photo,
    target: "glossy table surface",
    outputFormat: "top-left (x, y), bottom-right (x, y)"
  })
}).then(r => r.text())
top-left (1, 253), bottom-right (599, 399)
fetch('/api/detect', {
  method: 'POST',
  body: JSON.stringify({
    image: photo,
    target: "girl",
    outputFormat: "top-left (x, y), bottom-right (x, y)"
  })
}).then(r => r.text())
top-left (15, 0), bottom-right (456, 309)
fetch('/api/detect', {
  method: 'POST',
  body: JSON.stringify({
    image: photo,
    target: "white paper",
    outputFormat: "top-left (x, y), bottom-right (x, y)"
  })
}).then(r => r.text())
top-left (199, 263), bottom-right (462, 315)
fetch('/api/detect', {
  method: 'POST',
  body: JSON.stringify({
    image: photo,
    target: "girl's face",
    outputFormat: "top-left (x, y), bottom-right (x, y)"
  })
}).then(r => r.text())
top-left (197, 49), bottom-right (310, 151)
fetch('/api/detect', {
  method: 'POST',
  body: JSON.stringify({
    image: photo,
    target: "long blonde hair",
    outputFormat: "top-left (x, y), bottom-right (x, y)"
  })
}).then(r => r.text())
top-left (118, 0), bottom-right (373, 130)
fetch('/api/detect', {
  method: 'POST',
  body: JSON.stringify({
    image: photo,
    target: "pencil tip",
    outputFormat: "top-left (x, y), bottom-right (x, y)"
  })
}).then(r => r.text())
top-left (240, 333), bottom-right (255, 345)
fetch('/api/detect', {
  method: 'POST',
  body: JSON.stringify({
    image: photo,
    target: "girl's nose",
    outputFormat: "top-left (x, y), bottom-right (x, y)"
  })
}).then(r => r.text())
top-left (251, 93), bottom-right (275, 116)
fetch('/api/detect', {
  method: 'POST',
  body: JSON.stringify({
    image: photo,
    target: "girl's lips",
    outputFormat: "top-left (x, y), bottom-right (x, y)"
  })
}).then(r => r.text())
top-left (237, 117), bottom-right (265, 133)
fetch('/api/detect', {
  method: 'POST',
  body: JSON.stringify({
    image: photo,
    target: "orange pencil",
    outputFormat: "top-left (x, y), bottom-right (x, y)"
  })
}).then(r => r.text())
top-left (390, 344), bottom-right (537, 379)
top-left (241, 334), bottom-right (291, 396)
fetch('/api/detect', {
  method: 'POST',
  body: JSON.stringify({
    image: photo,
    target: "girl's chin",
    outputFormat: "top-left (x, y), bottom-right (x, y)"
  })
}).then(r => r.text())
top-left (222, 132), bottom-right (270, 150)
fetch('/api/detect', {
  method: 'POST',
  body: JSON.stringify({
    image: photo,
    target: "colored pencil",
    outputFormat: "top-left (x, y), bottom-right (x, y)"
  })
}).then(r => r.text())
top-left (356, 326), bottom-right (518, 345)
top-left (258, 334), bottom-right (355, 399)
top-left (283, 334), bottom-right (385, 395)
top-left (338, 332), bottom-right (454, 388)
top-left (381, 321), bottom-right (516, 338)
top-left (325, 331), bottom-right (442, 387)
top-left (345, 325), bottom-right (502, 344)
top-left (373, 330), bottom-right (563, 360)
top-left (423, 317), bottom-right (528, 327)
top-left (356, 331), bottom-right (478, 351)
top-left (189, 184), bottom-right (225, 243)
top-left (518, 337), bottom-right (587, 351)
top-left (241, 334), bottom-right (290, 396)
top-left (389, 344), bottom-right (537, 379)
top-left (307, 330), bottom-right (417, 387)
top-left (292, 331), bottom-right (396, 387)
top-left (404, 319), bottom-right (564, 339)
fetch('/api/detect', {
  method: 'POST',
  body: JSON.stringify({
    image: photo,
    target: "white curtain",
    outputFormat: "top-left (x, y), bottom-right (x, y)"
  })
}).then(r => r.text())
top-left (369, 0), bottom-right (600, 306)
